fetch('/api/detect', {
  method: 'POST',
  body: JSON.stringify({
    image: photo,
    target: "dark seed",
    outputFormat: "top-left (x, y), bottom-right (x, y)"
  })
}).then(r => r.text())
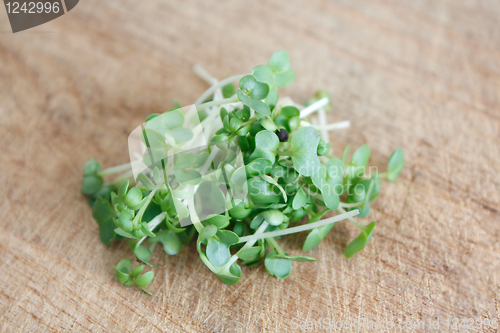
top-left (276, 129), bottom-right (289, 142)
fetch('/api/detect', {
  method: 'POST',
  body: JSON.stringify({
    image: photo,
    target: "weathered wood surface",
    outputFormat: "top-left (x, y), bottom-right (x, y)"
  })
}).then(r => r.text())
top-left (1, 0), bottom-right (499, 332)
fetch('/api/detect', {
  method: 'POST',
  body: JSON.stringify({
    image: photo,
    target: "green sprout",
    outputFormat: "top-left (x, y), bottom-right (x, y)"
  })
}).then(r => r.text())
top-left (81, 50), bottom-right (405, 294)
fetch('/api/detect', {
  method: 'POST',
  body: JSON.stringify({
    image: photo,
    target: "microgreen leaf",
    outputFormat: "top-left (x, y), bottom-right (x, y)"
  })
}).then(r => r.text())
top-left (387, 148), bottom-right (405, 182)
top-left (237, 247), bottom-right (262, 262)
top-left (206, 238), bottom-right (231, 267)
top-left (344, 221), bottom-right (376, 258)
top-left (267, 254), bottom-right (317, 262)
top-left (351, 144), bottom-right (370, 168)
top-left (289, 127), bottom-right (321, 177)
top-left (222, 83), bottom-right (236, 98)
top-left (292, 188), bottom-right (308, 210)
top-left (268, 50), bottom-right (291, 72)
top-left (302, 209), bottom-right (333, 252)
top-left (265, 250), bottom-right (292, 279)
top-left (259, 210), bottom-right (285, 226)
top-left (204, 214), bottom-right (231, 228)
top-left (134, 271), bottom-right (154, 288)
top-left (130, 264), bottom-right (144, 278)
top-left (247, 177), bottom-right (281, 205)
top-left (239, 75), bottom-right (269, 100)
top-left (92, 197), bottom-right (116, 245)
top-left (236, 89), bottom-right (271, 116)
top-left (250, 130), bottom-right (279, 163)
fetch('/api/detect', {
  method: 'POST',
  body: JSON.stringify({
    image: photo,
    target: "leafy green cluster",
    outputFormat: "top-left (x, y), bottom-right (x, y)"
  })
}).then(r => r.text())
top-left (81, 50), bottom-right (405, 293)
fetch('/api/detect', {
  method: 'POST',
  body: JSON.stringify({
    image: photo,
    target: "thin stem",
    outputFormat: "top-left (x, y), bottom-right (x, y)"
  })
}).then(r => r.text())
top-left (192, 64), bottom-right (217, 85)
top-left (196, 95), bottom-right (240, 112)
top-left (337, 206), bottom-right (365, 230)
top-left (99, 162), bottom-right (135, 176)
top-left (317, 107), bottom-right (329, 142)
top-left (237, 210), bottom-right (359, 243)
top-left (300, 97), bottom-right (329, 119)
top-left (267, 237), bottom-right (285, 256)
top-left (195, 74), bottom-right (245, 105)
top-left (107, 170), bottom-right (134, 187)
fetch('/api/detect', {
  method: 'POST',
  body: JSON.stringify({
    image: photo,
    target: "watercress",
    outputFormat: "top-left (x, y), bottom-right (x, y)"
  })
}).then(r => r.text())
top-left (81, 51), bottom-right (405, 294)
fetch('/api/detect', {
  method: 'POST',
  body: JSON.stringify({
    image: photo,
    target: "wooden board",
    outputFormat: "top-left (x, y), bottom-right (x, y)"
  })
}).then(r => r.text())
top-left (1, 0), bottom-right (499, 331)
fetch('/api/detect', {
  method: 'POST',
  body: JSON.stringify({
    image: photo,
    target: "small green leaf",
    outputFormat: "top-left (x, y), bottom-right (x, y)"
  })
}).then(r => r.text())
top-left (92, 197), bottom-right (116, 245)
top-left (267, 254), bottom-right (317, 262)
top-left (252, 65), bottom-right (273, 84)
top-left (115, 259), bottom-right (132, 274)
top-left (302, 209), bottom-right (333, 252)
top-left (260, 210), bottom-right (285, 226)
top-left (237, 247), bottom-right (262, 261)
top-left (117, 180), bottom-right (129, 199)
top-left (204, 214), bottom-right (231, 228)
top-left (239, 75), bottom-right (269, 100)
top-left (117, 211), bottom-right (134, 232)
top-left (135, 245), bottom-right (151, 261)
top-left (137, 173), bottom-right (155, 190)
top-left (289, 127), bottom-right (321, 177)
top-left (247, 177), bottom-right (281, 205)
top-left (387, 148), bottom-right (405, 182)
top-left (206, 238), bottom-right (231, 267)
top-left (222, 83), bottom-right (236, 98)
top-left (114, 260), bottom-right (133, 286)
top-left (200, 224), bottom-right (218, 240)
top-left (265, 250), bottom-right (292, 279)
top-left (237, 89), bottom-right (271, 116)
top-left (351, 144), bottom-right (370, 168)
top-left (344, 221), bottom-right (376, 258)
top-left (217, 230), bottom-right (239, 245)
top-left (81, 174), bottom-right (104, 196)
top-left (268, 50), bottom-right (291, 72)
top-left (246, 158), bottom-right (273, 176)
top-left (260, 175), bottom-right (287, 203)
top-left (250, 130), bottom-right (279, 164)
top-left (83, 158), bottom-right (101, 176)
top-left (124, 187), bottom-right (144, 210)
top-left (273, 68), bottom-right (295, 87)
top-left (281, 106), bottom-right (300, 118)
top-left (153, 167), bottom-right (162, 184)
top-left (162, 231), bottom-right (182, 255)
top-left (134, 271), bottom-right (154, 288)
top-left (292, 188), bottom-right (308, 210)
top-left (130, 264), bottom-right (144, 278)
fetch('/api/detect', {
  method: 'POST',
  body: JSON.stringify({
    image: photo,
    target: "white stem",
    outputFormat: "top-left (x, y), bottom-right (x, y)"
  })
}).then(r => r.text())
top-left (318, 107), bottom-right (329, 142)
top-left (192, 65), bottom-right (217, 85)
top-left (195, 74), bottom-right (245, 105)
top-left (237, 209), bottom-right (359, 243)
top-left (302, 120), bottom-right (351, 131)
top-left (320, 120), bottom-right (351, 131)
top-left (137, 212), bottom-right (167, 246)
top-left (197, 96), bottom-right (239, 112)
top-left (300, 97), bottom-right (329, 119)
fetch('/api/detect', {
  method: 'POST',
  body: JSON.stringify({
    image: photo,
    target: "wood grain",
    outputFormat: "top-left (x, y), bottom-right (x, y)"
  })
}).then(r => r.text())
top-left (1, 0), bottom-right (499, 332)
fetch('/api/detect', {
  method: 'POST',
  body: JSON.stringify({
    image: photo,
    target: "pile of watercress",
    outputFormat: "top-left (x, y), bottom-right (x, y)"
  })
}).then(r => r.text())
top-left (81, 51), bottom-right (405, 294)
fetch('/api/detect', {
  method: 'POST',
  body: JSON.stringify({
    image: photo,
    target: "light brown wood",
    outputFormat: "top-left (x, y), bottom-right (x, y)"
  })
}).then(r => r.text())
top-left (1, 0), bottom-right (499, 332)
